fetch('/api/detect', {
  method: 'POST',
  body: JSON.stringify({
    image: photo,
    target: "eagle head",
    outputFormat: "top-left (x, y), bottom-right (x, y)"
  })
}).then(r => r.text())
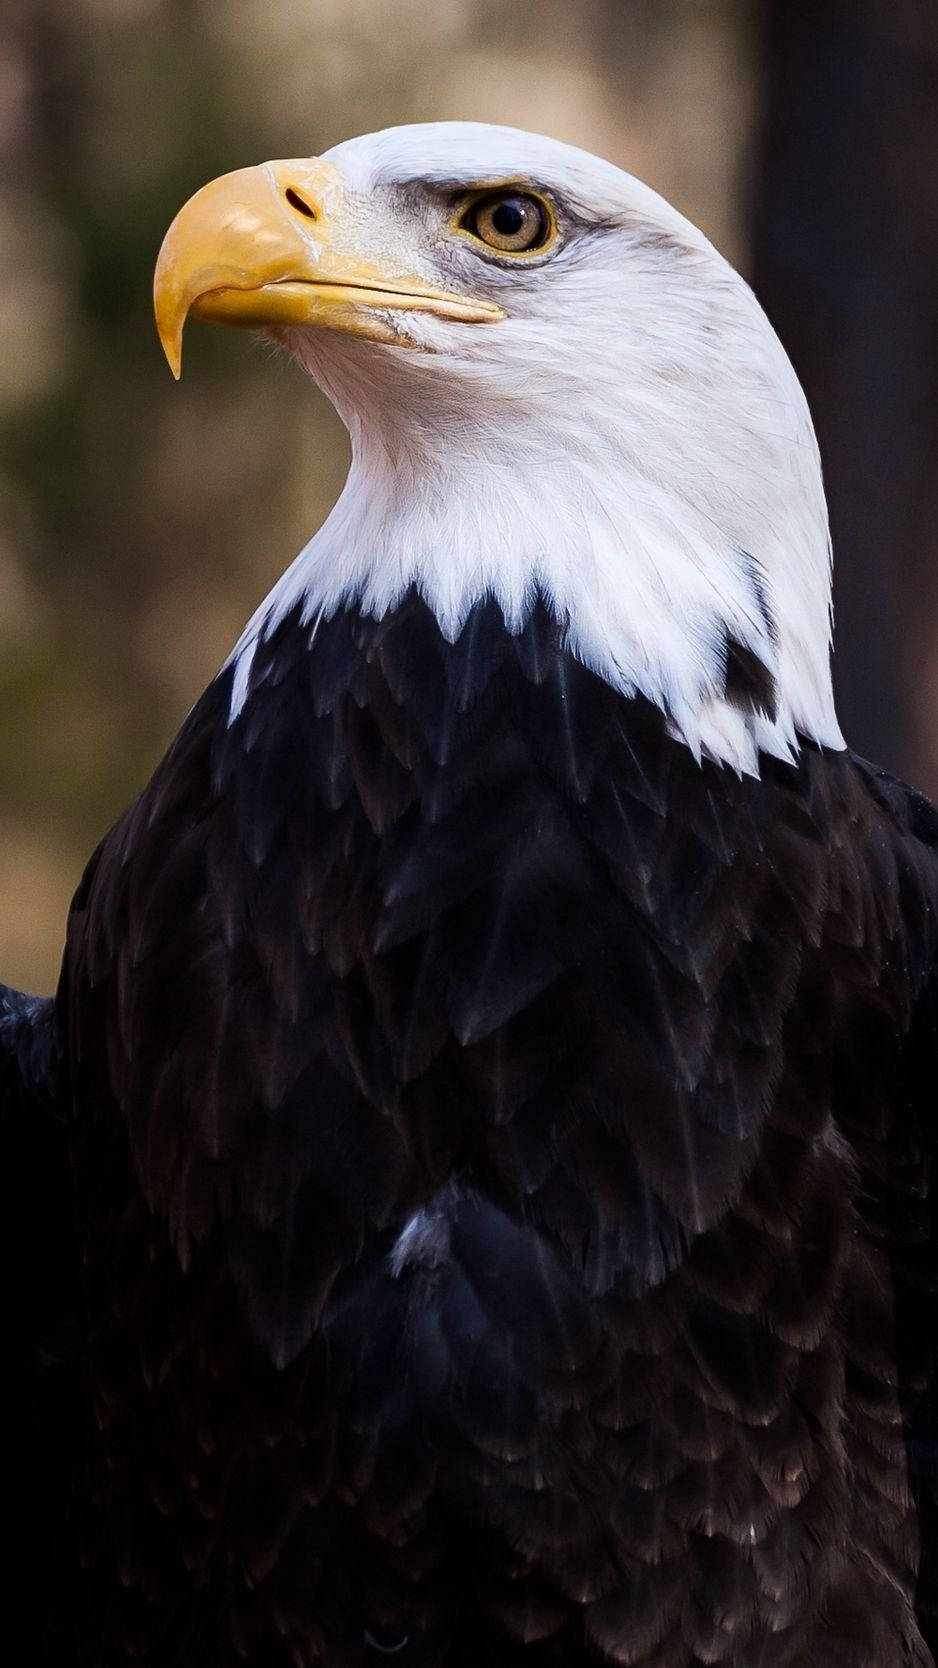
top-left (155, 121), bottom-right (842, 774)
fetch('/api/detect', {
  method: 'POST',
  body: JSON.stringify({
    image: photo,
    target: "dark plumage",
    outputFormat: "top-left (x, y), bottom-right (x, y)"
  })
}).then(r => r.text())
top-left (11, 592), bottom-right (938, 1665)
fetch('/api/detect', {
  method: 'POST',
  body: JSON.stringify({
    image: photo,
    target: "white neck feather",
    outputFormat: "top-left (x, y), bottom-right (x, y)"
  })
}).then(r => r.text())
top-left (227, 151), bottom-right (843, 777)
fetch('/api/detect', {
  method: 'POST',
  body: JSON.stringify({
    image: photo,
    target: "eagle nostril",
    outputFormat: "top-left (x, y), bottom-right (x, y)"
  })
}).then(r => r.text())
top-left (285, 187), bottom-right (316, 219)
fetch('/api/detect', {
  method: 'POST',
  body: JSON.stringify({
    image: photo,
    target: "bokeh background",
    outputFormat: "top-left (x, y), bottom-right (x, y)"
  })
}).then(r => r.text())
top-left (1, 0), bottom-right (937, 990)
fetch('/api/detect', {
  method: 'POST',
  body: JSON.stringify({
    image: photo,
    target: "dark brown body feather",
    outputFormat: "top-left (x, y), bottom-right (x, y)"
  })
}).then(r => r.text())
top-left (14, 592), bottom-right (938, 1664)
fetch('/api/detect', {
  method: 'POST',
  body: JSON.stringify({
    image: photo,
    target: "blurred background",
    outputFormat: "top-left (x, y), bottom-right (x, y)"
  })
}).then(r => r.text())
top-left (1, 0), bottom-right (937, 989)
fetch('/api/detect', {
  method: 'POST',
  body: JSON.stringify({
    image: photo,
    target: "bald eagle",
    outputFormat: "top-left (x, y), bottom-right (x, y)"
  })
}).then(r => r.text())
top-left (9, 123), bottom-right (938, 1667)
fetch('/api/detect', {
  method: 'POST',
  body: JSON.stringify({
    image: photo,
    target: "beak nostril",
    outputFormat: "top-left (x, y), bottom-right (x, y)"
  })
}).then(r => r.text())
top-left (285, 187), bottom-right (316, 219)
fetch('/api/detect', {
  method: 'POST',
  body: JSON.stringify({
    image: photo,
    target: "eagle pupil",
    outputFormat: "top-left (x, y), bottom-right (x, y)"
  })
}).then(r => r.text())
top-left (492, 199), bottom-right (526, 236)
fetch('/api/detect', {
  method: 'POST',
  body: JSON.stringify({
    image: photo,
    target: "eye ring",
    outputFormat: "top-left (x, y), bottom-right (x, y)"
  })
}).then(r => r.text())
top-left (364, 1625), bottom-right (410, 1655)
top-left (456, 189), bottom-right (556, 257)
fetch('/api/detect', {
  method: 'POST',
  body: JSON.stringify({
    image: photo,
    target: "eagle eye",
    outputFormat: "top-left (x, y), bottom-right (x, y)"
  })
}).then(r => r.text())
top-left (457, 190), bottom-right (554, 255)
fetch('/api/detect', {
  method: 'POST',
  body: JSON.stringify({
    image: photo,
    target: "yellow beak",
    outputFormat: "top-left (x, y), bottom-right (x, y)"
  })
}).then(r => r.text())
top-left (154, 158), bottom-right (503, 378)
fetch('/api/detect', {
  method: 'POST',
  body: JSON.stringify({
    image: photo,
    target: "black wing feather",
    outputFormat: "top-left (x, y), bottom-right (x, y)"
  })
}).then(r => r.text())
top-left (54, 592), bottom-right (938, 1665)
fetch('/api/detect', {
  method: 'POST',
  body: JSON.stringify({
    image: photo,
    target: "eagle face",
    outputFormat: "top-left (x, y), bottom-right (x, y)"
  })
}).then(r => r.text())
top-left (155, 122), bottom-right (786, 428)
top-left (154, 123), bottom-right (719, 369)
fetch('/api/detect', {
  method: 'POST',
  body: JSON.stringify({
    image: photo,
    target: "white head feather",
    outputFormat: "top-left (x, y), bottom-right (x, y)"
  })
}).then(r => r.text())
top-left (229, 121), bottom-right (843, 774)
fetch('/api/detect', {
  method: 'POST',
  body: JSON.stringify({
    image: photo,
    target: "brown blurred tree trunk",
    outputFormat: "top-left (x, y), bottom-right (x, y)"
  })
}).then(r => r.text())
top-left (751, 0), bottom-right (938, 791)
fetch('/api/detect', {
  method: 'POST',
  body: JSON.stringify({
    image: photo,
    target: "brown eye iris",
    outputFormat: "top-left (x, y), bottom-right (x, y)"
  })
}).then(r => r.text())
top-left (464, 192), bottom-right (551, 254)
